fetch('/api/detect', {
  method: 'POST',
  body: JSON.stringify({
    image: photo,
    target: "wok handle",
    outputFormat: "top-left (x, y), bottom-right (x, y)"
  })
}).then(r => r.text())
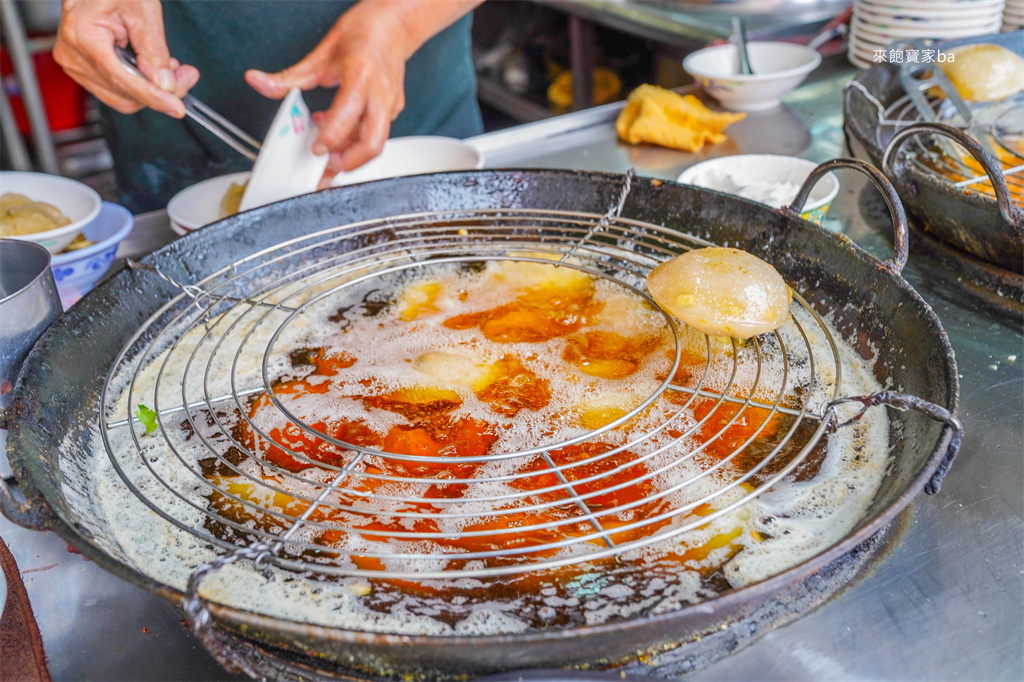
top-left (881, 121), bottom-right (1023, 227)
top-left (0, 410), bottom-right (56, 531)
top-left (0, 474), bottom-right (55, 531)
top-left (788, 158), bottom-right (909, 275)
top-left (828, 391), bottom-right (963, 495)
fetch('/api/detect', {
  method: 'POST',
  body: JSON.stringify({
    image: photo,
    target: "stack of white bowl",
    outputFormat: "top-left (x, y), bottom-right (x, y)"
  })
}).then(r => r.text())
top-left (1004, 0), bottom-right (1024, 30)
top-left (849, 0), bottom-right (1007, 69)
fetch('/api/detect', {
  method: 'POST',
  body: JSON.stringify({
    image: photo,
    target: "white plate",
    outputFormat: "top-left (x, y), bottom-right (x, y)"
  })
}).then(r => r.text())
top-left (238, 88), bottom-right (329, 212)
top-left (849, 30), bottom-right (894, 49)
top-left (166, 171), bottom-right (250, 234)
top-left (849, 40), bottom-right (890, 64)
top-left (853, 16), bottom-right (1003, 38)
top-left (855, 8), bottom-right (1003, 27)
top-left (862, 0), bottom-right (1005, 9)
top-left (849, 39), bottom-right (885, 60)
top-left (848, 50), bottom-right (876, 69)
top-left (860, 1), bottom-right (1004, 17)
top-left (330, 136), bottom-right (484, 186)
top-left (859, 6), bottom-right (1003, 19)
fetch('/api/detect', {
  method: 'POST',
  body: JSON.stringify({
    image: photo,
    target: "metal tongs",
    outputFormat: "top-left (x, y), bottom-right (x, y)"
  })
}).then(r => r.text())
top-left (896, 48), bottom-right (998, 161)
top-left (114, 45), bottom-right (261, 162)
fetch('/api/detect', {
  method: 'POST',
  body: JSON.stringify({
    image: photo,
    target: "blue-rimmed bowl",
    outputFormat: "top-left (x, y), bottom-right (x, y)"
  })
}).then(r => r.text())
top-left (50, 202), bottom-right (133, 309)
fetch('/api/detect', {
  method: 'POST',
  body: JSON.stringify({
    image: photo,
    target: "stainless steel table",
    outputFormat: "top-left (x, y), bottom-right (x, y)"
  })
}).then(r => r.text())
top-left (2, 56), bottom-right (1021, 681)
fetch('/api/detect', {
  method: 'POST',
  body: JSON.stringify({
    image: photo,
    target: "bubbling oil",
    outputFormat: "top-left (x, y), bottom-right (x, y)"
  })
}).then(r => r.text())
top-left (97, 256), bottom-right (891, 636)
top-left (205, 259), bottom-right (822, 599)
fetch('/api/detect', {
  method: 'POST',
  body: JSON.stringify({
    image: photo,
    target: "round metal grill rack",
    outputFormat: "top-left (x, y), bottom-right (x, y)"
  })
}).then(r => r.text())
top-left (874, 90), bottom-right (1024, 200)
top-left (101, 208), bottom-right (846, 581)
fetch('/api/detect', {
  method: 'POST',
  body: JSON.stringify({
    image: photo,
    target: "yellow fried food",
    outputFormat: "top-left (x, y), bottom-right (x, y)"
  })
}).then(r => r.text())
top-left (0, 193), bottom-right (72, 236)
top-left (61, 233), bottom-right (95, 252)
top-left (220, 181), bottom-right (247, 218)
top-left (547, 67), bottom-right (622, 110)
top-left (647, 247), bottom-right (791, 339)
top-left (940, 44), bottom-right (1024, 102)
top-left (616, 85), bottom-right (746, 153)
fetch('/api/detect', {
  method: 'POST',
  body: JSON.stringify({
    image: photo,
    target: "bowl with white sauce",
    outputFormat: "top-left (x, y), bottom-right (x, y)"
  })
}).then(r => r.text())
top-left (678, 154), bottom-right (839, 223)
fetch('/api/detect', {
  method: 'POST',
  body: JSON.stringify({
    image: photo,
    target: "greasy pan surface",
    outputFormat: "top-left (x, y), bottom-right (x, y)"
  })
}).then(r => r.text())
top-left (843, 31), bottom-right (1024, 274)
top-left (5, 170), bottom-right (959, 677)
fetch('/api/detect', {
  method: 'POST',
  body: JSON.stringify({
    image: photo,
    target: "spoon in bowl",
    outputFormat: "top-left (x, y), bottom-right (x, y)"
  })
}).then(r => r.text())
top-left (732, 16), bottom-right (753, 75)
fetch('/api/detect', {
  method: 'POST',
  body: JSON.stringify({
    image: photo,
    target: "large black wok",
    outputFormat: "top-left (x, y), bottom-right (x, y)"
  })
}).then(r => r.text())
top-left (1, 168), bottom-right (960, 678)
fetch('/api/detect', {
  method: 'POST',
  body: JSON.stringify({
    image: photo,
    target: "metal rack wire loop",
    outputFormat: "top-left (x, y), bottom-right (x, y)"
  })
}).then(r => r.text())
top-left (103, 208), bottom-right (870, 584)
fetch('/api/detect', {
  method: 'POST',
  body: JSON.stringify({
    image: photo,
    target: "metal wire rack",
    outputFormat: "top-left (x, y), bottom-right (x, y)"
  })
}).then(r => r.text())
top-left (862, 82), bottom-right (1024, 198)
top-left (100, 207), bottom-right (851, 583)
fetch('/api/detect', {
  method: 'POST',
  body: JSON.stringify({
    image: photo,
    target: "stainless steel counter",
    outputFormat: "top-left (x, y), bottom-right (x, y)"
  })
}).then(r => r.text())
top-left (2, 57), bottom-right (1022, 681)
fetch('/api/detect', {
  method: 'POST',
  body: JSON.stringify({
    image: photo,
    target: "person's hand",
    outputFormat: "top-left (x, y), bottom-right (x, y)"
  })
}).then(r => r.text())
top-left (245, 8), bottom-right (408, 173)
top-left (54, 0), bottom-right (199, 118)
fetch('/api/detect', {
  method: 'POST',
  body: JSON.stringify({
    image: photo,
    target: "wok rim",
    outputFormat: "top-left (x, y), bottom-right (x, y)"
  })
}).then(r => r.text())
top-left (5, 168), bottom-right (960, 654)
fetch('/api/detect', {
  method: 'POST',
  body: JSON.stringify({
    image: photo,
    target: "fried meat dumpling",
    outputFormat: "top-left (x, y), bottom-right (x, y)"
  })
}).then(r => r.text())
top-left (647, 247), bottom-right (791, 339)
top-left (940, 44), bottom-right (1024, 103)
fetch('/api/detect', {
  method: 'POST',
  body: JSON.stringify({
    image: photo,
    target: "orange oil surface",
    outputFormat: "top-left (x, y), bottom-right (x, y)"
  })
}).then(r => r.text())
top-left (211, 268), bottom-right (782, 583)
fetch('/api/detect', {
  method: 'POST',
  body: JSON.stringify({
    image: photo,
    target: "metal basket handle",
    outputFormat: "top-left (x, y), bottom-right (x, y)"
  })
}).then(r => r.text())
top-left (881, 121), bottom-right (1023, 227)
top-left (828, 391), bottom-right (962, 495)
top-left (786, 158), bottom-right (909, 275)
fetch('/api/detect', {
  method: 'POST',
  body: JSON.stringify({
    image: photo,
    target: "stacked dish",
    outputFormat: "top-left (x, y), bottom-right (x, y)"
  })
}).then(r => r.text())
top-left (1004, 0), bottom-right (1024, 30)
top-left (849, 0), bottom-right (1007, 69)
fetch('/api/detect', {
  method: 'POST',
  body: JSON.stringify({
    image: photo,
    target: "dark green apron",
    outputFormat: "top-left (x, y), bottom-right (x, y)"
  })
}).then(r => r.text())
top-left (102, 1), bottom-right (482, 212)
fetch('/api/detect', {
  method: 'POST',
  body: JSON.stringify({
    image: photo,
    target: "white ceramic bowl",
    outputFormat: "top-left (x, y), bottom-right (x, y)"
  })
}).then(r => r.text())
top-left (49, 202), bottom-right (134, 309)
top-left (330, 136), bottom-right (484, 187)
top-left (166, 171), bottom-right (250, 235)
top-left (678, 154), bottom-right (840, 223)
top-left (683, 41), bottom-right (822, 112)
top-left (0, 171), bottom-right (102, 253)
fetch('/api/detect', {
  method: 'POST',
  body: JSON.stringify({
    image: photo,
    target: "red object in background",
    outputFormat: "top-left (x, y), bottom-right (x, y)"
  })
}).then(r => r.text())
top-left (1, 45), bottom-right (87, 133)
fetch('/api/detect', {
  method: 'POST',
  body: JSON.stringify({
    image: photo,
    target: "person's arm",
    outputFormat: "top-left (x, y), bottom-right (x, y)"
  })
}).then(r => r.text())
top-left (53, 0), bottom-right (198, 118)
top-left (245, 0), bottom-right (483, 173)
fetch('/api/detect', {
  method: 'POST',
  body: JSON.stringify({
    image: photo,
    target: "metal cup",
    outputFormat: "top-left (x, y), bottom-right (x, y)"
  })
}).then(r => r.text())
top-left (1, 239), bottom-right (62, 411)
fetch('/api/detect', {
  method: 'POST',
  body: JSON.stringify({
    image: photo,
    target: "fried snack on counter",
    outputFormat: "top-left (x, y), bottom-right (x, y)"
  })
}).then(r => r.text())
top-left (220, 181), bottom-right (247, 218)
top-left (615, 85), bottom-right (745, 153)
top-left (940, 44), bottom-right (1024, 103)
top-left (547, 67), bottom-right (622, 110)
top-left (0, 192), bottom-right (72, 236)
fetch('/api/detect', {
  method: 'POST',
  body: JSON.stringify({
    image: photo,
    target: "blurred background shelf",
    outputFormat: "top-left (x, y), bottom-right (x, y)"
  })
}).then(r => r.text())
top-left (474, 0), bottom-right (845, 129)
top-left (2, 0), bottom-right (848, 196)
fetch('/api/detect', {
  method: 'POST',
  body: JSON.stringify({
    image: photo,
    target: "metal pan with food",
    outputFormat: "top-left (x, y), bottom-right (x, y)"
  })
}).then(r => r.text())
top-left (843, 31), bottom-right (1024, 275)
top-left (1, 167), bottom-right (959, 679)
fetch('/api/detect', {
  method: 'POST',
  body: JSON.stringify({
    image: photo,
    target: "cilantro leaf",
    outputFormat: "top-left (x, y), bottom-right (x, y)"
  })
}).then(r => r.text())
top-left (134, 404), bottom-right (158, 434)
